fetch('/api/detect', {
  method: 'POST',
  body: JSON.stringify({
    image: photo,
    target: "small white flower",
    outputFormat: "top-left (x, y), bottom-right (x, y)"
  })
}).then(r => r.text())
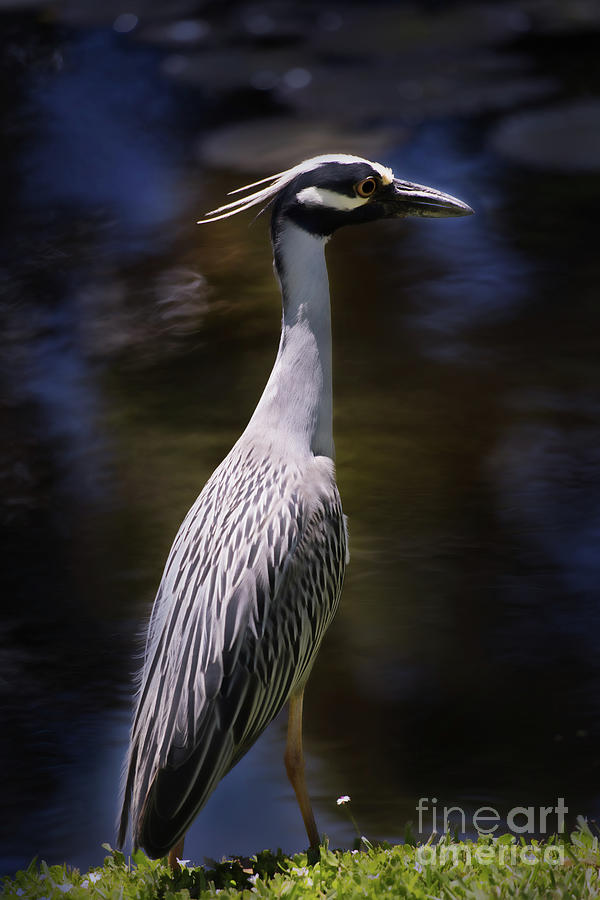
top-left (57, 884), bottom-right (73, 893)
top-left (16, 890), bottom-right (25, 897)
top-left (291, 867), bottom-right (309, 877)
top-left (81, 880), bottom-right (89, 889)
top-left (336, 795), bottom-right (351, 806)
top-left (248, 873), bottom-right (259, 885)
top-left (88, 872), bottom-right (101, 884)
top-left (414, 861), bottom-right (423, 873)
top-left (176, 858), bottom-right (191, 867)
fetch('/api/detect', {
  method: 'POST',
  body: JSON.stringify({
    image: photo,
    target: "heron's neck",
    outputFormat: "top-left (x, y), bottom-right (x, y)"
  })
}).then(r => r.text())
top-left (249, 220), bottom-right (334, 458)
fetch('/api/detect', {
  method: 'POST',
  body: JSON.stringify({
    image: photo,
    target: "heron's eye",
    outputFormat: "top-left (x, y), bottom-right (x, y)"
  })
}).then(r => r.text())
top-left (355, 177), bottom-right (378, 198)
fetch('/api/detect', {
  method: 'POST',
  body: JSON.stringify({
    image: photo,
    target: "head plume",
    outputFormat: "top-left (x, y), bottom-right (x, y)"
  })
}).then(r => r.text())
top-left (196, 154), bottom-right (394, 224)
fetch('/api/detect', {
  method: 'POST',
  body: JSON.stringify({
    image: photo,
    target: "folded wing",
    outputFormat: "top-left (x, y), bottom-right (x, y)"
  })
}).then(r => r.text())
top-left (118, 449), bottom-right (346, 858)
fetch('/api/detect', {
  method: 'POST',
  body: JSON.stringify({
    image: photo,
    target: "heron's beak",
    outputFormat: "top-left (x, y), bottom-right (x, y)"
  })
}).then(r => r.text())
top-left (386, 178), bottom-right (474, 218)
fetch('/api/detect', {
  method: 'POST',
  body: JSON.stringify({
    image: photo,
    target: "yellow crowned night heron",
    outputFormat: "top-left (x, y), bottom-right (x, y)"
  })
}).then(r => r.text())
top-left (117, 154), bottom-right (472, 868)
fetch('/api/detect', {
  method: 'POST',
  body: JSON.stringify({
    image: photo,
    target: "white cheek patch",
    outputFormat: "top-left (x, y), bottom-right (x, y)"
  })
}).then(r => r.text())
top-left (296, 186), bottom-right (370, 210)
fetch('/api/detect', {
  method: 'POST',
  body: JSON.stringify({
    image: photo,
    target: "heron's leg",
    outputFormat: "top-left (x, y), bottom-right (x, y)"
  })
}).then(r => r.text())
top-left (285, 688), bottom-right (320, 848)
top-left (168, 837), bottom-right (185, 873)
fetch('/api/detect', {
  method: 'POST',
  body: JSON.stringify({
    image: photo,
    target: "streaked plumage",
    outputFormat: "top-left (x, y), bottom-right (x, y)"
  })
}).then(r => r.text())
top-left (118, 154), bottom-right (472, 862)
top-left (121, 442), bottom-right (347, 856)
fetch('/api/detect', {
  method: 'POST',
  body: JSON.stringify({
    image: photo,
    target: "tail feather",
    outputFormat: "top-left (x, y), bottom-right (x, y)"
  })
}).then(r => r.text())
top-left (117, 742), bottom-right (138, 849)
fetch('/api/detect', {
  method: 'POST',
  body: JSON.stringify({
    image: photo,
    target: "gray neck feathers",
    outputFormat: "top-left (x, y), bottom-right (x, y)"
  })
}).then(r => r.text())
top-left (247, 221), bottom-right (334, 459)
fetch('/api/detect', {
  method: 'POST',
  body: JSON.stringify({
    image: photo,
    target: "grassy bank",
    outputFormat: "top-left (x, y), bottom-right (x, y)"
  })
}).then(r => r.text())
top-left (3, 822), bottom-right (600, 899)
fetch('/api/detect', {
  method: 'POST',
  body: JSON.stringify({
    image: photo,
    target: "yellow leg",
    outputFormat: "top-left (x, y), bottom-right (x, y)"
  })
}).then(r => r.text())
top-left (168, 837), bottom-right (185, 873)
top-left (285, 688), bottom-right (320, 848)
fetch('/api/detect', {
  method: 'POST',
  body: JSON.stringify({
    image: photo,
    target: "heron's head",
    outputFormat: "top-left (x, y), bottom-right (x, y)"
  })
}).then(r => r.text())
top-left (198, 154), bottom-right (473, 238)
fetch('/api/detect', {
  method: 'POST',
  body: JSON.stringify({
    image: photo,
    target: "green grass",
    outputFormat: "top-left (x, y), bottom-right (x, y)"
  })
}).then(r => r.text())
top-left (3, 822), bottom-right (600, 899)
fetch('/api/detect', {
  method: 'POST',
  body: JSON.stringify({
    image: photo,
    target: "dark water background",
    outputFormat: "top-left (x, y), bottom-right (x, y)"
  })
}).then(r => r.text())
top-left (2, 0), bottom-right (600, 877)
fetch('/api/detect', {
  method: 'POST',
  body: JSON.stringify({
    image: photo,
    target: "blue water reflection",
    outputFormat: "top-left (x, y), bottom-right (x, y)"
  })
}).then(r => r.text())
top-left (489, 416), bottom-right (600, 602)
top-left (390, 128), bottom-right (532, 362)
top-left (23, 31), bottom-right (182, 240)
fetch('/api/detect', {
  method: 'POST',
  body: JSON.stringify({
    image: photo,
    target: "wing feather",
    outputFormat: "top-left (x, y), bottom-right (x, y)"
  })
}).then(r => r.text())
top-left (118, 444), bottom-right (346, 857)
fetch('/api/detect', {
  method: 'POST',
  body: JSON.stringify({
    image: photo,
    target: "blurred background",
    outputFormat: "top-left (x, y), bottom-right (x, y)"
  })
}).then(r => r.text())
top-left (1, 0), bottom-right (600, 877)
